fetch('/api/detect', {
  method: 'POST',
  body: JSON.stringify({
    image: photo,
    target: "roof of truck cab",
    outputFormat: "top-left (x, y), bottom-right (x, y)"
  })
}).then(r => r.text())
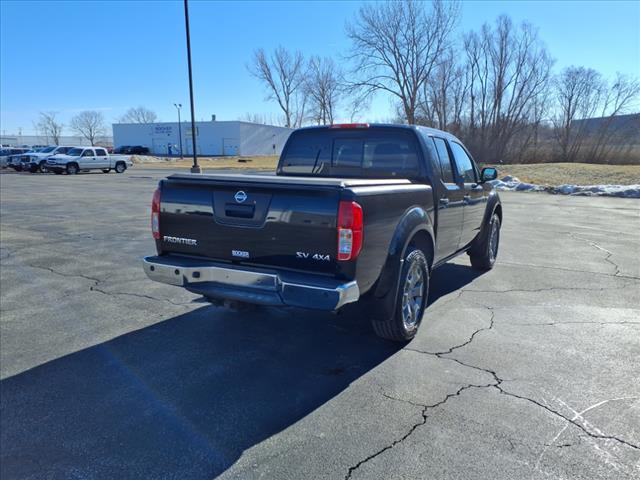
top-left (295, 123), bottom-right (462, 143)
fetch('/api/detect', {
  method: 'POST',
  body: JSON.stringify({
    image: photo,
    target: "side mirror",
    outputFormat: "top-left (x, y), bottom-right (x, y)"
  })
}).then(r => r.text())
top-left (480, 167), bottom-right (498, 182)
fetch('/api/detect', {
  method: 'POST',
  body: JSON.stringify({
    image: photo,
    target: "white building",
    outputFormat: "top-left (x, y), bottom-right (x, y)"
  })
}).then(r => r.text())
top-left (112, 120), bottom-right (293, 156)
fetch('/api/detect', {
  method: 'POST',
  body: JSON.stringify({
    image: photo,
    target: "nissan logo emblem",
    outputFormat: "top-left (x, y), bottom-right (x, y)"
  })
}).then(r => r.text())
top-left (234, 191), bottom-right (248, 203)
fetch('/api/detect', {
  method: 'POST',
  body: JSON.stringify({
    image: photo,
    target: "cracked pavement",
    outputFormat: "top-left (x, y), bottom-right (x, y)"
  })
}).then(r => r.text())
top-left (1, 169), bottom-right (639, 479)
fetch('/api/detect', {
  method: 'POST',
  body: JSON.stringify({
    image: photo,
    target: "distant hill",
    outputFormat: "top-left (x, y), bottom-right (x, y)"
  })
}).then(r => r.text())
top-left (571, 114), bottom-right (640, 143)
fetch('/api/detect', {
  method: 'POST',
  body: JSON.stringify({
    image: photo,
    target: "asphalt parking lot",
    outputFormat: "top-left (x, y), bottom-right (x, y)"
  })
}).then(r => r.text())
top-left (1, 168), bottom-right (639, 480)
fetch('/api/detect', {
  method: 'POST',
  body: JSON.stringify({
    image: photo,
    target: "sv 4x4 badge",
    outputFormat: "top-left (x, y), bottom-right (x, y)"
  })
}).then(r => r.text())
top-left (297, 252), bottom-right (331, 261)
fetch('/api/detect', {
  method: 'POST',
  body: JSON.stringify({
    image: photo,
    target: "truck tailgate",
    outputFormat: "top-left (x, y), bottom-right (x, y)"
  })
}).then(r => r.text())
top-left (157, 173), bottom-right (344, 275)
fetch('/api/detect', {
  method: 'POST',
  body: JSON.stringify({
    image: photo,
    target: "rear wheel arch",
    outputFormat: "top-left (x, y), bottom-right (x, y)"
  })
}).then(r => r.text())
top-left (406, 230), bottom-right (434, 271)
top-left (374, 207), bottom-right (434, 296)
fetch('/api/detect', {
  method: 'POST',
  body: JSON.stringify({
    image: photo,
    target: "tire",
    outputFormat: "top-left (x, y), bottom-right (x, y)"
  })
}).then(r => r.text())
top-left (114, 162), bottom-right (126, 173)
top-left (66, 163), bottom-right (79, 175)
top-left (469, 213), bottom-right (501, 270)
top-left (39, 161), bottom-right (48, 173)
top-left (102, 169), bottom-right (111, 173)
top-left (29, 164), bottom-right (39, 173)
top-left (371, 247), bottom-right (430, 342)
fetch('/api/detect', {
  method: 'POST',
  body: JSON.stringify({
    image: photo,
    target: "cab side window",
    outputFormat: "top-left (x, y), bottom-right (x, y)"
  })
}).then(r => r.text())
top-left (95, 149), bottom-right (107, 156)
top-left (449, 141), bottom-right (477, 183)
top-left (431, 137), bottom-right (455, 184)
top-left (82, 149), bottom-right (94, 157)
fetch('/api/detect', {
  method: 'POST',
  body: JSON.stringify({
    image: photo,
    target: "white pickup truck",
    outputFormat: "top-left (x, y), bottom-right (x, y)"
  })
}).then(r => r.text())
top-left (46, 147), bottom-right (133, 174)
top-left (22, 145), bottom-right (75, 173)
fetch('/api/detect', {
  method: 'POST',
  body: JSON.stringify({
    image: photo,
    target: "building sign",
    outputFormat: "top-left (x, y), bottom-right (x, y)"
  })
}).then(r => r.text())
top-left (154, 125), bottom-right (173, 135)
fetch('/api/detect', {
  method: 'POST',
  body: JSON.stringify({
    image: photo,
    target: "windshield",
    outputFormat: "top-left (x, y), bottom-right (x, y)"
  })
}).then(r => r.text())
top-left (67, 148), bottom-right (83, 156)
top-left (40, 147), bottom-right (56, 153)
top-left (279, 128), bottom-right (421, 178)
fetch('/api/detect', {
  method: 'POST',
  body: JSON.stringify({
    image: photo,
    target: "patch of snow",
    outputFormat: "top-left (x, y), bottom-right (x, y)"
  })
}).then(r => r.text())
top-left (489, 176), bottom-right (640, 198)
top-left (489, 176), bottom-right (545, 192)
top-left (551, 184), bottom-right (640, 198)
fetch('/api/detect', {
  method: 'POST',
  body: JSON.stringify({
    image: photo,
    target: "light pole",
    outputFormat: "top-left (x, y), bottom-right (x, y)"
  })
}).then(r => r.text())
top-left (183, 0), bottom-right (201, 173)
top-left (174, 103), bottom-right (183, 159)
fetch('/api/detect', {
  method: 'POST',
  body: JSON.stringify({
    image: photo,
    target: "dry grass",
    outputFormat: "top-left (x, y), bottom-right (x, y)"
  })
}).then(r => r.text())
top-left (131, 155), bottom-right (278, 171)
top-left (132, 156), bottom-right (640, 185)
top-left (488, 163), bottom-right (640, 186)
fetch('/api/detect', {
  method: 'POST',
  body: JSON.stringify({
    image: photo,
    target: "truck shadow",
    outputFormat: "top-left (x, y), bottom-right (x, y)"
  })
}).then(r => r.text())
top-left (0, 262), bottom-right (482, 479)
top-left (0, 305), bottom-right (399, 479)
top-left (428, 262), bottom-right (486, 306)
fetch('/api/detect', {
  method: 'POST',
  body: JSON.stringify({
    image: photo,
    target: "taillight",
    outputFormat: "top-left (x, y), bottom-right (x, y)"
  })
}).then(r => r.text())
top-left (337, 200), bottom-right (363, 261)
top-left (151, 188), bottom-right (161, 239)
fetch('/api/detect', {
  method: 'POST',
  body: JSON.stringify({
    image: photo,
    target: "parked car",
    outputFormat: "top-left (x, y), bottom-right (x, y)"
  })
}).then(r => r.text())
top-left (21, 146), bottom-right (76, 173)
top-left (142, 124), bottom-right (502, 342)
top-left (113, 146), bottom-right (130, 154)
top-left (46, 147), bottom-right (133, 174)
top-left (127, 145), bottom-right (150, 155)
top-left (1, 148), bottom-right (31, 169)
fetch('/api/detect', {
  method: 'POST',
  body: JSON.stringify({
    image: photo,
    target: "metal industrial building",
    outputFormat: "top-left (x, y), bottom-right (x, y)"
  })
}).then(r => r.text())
top-left (112, 120), bottom-right (293, 156)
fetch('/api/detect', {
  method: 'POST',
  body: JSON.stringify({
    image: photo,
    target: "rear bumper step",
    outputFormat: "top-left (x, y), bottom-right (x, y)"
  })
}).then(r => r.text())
top-left (142, 255), bottom-right (359, 310)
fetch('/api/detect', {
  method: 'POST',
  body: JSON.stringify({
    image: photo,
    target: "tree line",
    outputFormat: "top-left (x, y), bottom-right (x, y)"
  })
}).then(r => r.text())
top-left (34, 106), bottom-right (158, 146)
top-left (248, 0), bottom-right (639, 164)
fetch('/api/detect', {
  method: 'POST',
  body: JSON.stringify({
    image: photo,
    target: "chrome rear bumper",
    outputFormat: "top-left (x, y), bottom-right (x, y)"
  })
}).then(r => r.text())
top-left (142, 255), bottom-right (359, 310)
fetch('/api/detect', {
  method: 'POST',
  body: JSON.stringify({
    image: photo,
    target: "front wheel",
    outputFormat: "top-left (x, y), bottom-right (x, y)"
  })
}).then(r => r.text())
top-left (114, 162), bottom-right (126, 173)
top-left (371, 247), bottom-right (429, 342)
top-left (66, 163), bottom-right (79, 175)
top-left (39, 161), bottom-right (48, 173)
top-left (469, 213), bottom-right (501, 270)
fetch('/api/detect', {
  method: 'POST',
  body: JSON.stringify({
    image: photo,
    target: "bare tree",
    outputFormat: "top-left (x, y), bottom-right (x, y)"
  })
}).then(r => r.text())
top-left (462, 16), bottom-right (553, 163)
top-left (305, 56), bottom-right (342, 125)
top-left (249, 47), bottom-right (306, 128)
top-left (238, 112), bottom-right (283, 125)
top-left (586, 73), bottom-right (640, 163)
top-left (119, 106), bottom-right (158, 124)
top-left (551, 67), bottom-right (605, 162)
top-left (70, 110), bottom-right (106, 146)
top-left (345, 0), bottom-right (459, 124)
top-left (347, 93), bottom-right (371, 123)
top-left (419, 48), bottom-right (469, 134)
top-left (36, 112), bottom-right (64, 145)
top-left (551, 69), bottom-right (640, 163)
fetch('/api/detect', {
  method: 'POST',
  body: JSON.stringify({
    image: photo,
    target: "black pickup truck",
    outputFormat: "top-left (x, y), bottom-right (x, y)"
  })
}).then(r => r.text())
top-left (143, 124), bottom-right (501, 341)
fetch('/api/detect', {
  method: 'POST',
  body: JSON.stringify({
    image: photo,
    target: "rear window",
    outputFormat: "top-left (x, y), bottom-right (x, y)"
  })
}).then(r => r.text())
top-left (279, 128), bottom-right (420, 178)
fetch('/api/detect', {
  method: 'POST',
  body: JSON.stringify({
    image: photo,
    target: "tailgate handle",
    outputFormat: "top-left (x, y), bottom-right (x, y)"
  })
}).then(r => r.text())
top-left (225, 203), bottom-right (255, 219)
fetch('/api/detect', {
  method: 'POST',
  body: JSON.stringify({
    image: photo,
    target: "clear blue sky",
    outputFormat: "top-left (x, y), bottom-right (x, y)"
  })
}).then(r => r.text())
top-left (1, 0), bottom-right (638, 134)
